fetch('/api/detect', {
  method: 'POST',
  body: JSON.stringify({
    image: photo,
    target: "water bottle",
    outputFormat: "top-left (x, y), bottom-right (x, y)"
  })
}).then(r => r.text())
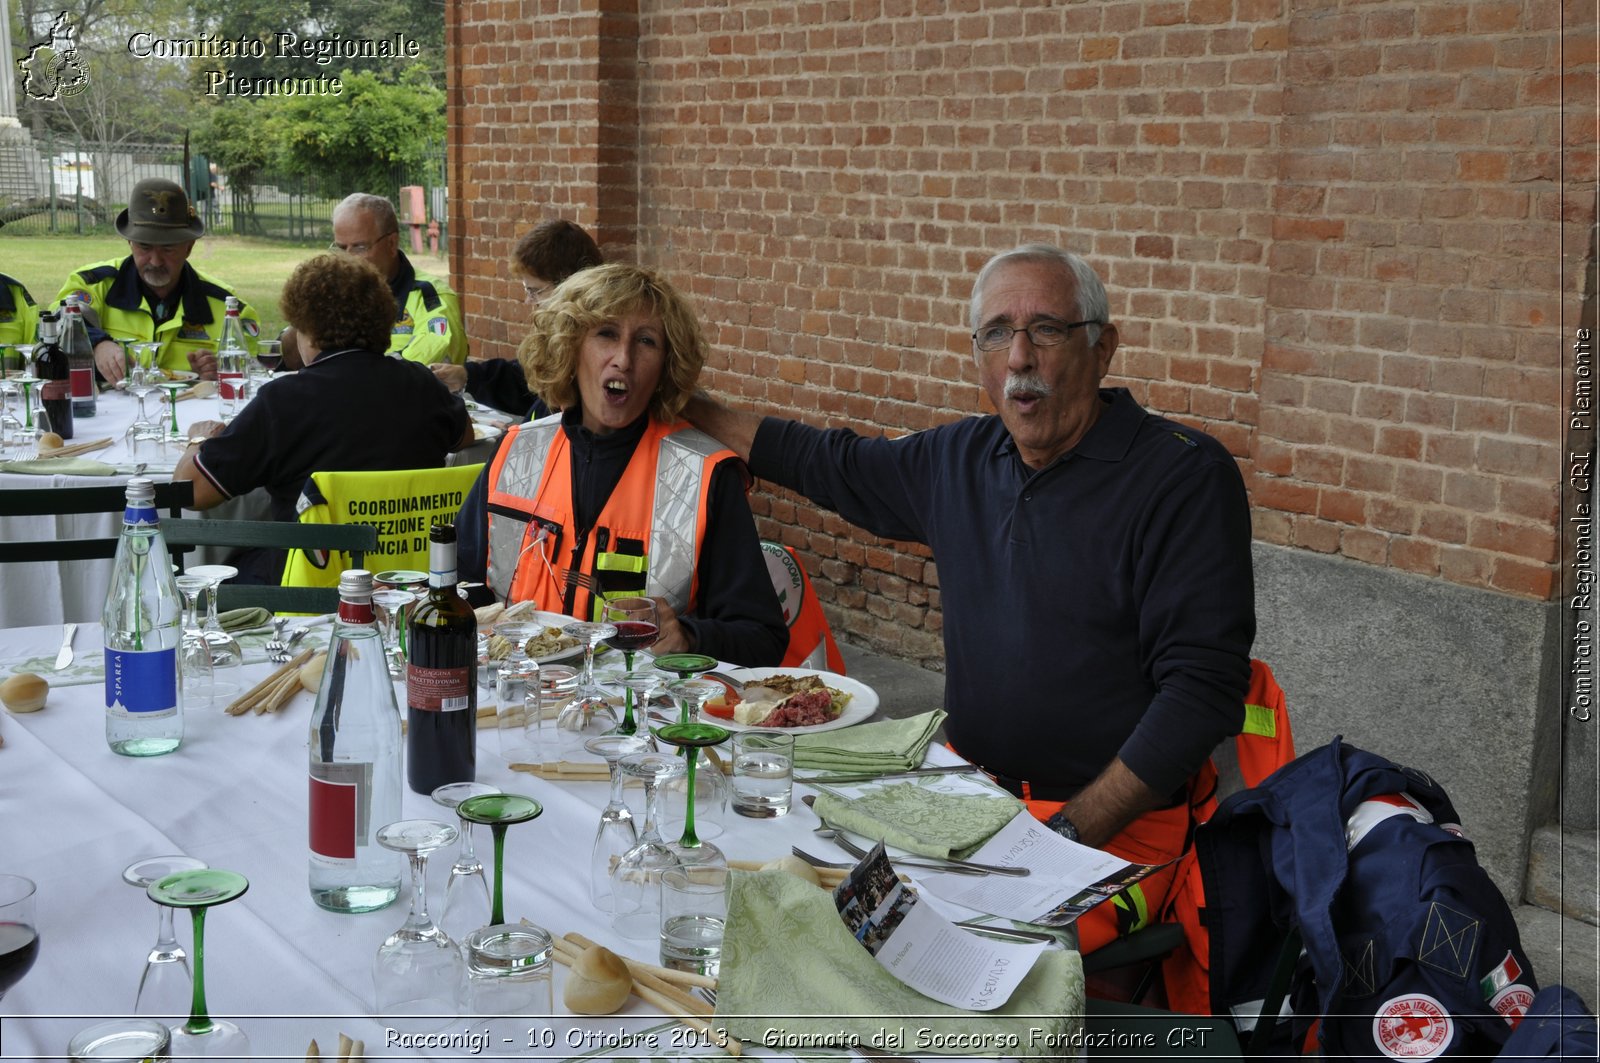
top-left (103, 478), bottom-right (182, 756)
top-left (309, 569), bottom-right (404, 913)
top-left (217, 296), bottom-right (248, 418)
top-left (62, 302), bottom-right (96, 418)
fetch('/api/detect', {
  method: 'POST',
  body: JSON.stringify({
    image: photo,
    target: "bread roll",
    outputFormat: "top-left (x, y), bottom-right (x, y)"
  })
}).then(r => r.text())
top-left (563, 945), bottom-right (632, 1015)
top-left (0, 673), bottom-right (48, 713)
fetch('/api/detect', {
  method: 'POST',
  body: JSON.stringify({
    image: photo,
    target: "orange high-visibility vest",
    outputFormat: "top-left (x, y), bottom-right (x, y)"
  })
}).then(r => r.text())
top-left (483, 415), bottom-right (733, 620)
top-left (761, 541), bottom-right (846, 673)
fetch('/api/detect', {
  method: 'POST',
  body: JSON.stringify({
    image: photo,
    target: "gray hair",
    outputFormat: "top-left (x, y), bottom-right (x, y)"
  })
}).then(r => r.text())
top-left (333, 192), bottom-right (398, 232)
top-left (969, 244), bottom-right (1109, 358)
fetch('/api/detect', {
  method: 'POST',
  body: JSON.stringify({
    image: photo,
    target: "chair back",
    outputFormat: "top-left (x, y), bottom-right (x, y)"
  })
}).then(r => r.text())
top-left (760, 540), bottom-right (845, 673)
top-left (282, 464), bottom-right (484, 588)
top-left (0, 481), bottom-right (194, 563)
top-left (163, 518), bottom-right (379, 614)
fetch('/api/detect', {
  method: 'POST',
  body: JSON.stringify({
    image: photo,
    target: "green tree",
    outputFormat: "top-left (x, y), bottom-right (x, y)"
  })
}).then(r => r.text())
top-left (275, 69), bottom-right (444, 198)
top-left (193, 98), bottom-right (288, 233)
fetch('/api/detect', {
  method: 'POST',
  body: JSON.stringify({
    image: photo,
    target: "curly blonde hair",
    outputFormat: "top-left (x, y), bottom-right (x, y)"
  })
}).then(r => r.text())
top-left (517, 263), bottom-right (706, 422)
top-left (279, 252), bottom-right (395, 354)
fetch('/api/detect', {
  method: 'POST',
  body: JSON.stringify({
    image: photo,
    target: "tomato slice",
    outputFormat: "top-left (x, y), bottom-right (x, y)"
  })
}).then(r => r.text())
top-left (704, 680), bottom-right (740, 719)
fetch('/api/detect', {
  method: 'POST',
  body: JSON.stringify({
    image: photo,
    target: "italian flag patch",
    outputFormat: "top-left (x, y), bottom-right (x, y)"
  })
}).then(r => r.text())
top-left (1479, 951), bottom-right (1523, 998)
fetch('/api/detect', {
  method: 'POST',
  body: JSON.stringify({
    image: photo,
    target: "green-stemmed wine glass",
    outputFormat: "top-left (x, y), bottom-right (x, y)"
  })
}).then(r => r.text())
top-left (122, 855), bottom-right (207, 1019)
top-left (157, 379), bottom-right (188, 441)
top-left (652, 653), bottom-right (717, 681)
top-left (653, 720), bottom-right (731, 869)
top-left (456, 793), bottom-right (542, 926)
top-left (662, 678), bottom-right (730, 841)
top-left (601, 597), bottom-right (659, 733)
top-left (147, 868), bottom-right (250, 1058)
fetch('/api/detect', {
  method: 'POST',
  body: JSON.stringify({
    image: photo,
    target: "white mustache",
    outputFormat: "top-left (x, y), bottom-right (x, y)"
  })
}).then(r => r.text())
top-left (1004, 372), bottom-right (1052, 399)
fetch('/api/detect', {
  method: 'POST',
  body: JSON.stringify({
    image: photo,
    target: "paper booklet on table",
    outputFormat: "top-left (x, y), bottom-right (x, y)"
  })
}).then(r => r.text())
top-left (832, 843), bottom-right (1049, 1011)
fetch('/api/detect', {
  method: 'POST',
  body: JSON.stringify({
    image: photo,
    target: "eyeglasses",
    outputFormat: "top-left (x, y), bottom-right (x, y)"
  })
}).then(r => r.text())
top-left (329, 230), bottom-right (397, 255)
top-left (972, 319), bottom-right (1100, 352)
top-left (522, 281), bottom-right (553, 302)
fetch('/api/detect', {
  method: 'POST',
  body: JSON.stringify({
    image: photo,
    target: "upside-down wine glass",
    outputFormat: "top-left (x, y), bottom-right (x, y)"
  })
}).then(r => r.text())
top-left (373, 819), bottom-right (462, 1031)
top-left (174, 575), bottom-right (217, 710)
top-left (610, 751), bottom-right (684, 940)
top-left (655, 714), bottom-right (732, 869)
top-left (601, 597), bottom-right (659, 734)
top-left (0, 346), bottom-right (21, 459)
top-left (189, 564), bottom-right (243, 701)
top-left (158, 379), bottom-right (188, 442)
top-left (0, 874), bottom-right (38, 1001)
top-left (608, 667), bottom-right (670, 741)
top-left (372, 589), bottom-right (417, 679)
top-left (652, 652), bottom-right (718, 681)
top-left (661, 678), bottom-right (731, 842)
top-left (456, 793), bottom-right (543, 927)
top-left (147, 867), bottom-right (251, 1058)
top-left (430, 782), bottom-right (496, 947)
top-left (585, 732), bottom-right (650, 912)
top-left (556, 621), bottom-right (619, 756)
top-left (122, 855), bottom-right (207, 1019)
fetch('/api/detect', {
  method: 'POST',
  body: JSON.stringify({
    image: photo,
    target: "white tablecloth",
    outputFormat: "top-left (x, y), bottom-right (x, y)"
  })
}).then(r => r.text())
top-left (0, 625), bottom-right (989, 1060)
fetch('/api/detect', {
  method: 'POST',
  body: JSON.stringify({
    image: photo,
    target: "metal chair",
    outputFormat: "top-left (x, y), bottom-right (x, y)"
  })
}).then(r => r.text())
top-left (0, 481), bottom-right (194, 563)
top-left (162, 518), bottom-right (378, 614)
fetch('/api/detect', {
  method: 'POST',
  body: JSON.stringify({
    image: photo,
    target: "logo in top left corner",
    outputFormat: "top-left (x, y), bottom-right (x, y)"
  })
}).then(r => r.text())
top-left (19, 11), bottom-right (91, 103)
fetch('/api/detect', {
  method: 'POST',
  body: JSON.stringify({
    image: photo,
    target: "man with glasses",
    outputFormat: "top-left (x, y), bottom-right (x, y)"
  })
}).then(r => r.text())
top-left (54, 177), bottom-right (260, 384)
top-left (684, 244), bottom-right (1255, 958)
top-left (281, 193), bottom-right (467, 368)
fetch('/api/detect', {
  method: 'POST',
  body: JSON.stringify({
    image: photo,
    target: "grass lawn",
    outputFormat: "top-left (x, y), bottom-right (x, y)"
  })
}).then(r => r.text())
top-left (5, 235), bottom-right (451, 338)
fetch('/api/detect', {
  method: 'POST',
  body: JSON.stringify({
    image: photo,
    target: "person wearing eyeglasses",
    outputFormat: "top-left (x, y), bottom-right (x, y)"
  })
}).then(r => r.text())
top-left (280, 193), bottom-right (467, 369)
top-left (431, 219), bottom-right (604, 418)
top-left (683, 244), bottom-right (1255, 957)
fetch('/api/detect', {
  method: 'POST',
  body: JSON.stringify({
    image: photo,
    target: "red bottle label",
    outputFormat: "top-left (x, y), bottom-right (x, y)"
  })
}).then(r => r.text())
top-left (338, 601), bottom-right (376, 625)
top-left (407, 664), bottom-right (471, 712)
top-left (309, 773), bottom-right (359, 860)
top-left (218, 373), bottom-right (244, 400)
top-left (70, 367), bottom-right (94, 398)
top-left (41, 379), bottom-right (69, 401)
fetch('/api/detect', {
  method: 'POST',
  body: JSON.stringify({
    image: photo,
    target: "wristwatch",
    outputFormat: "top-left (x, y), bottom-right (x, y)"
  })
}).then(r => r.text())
top-left (1045, 808), bottom-right (1081, 843)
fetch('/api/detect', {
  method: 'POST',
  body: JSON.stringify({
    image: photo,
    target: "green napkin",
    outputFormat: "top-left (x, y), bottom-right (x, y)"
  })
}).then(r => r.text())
top-left (0, 457), bottom-right (118, 476)
top-left (717, 870), bottom-right (1082, 1055)
top-left (794, 709), bottom-right (946, 772)
top-left (217, 607), bottom-right (272, 633)
top-left (812, 781), bottom-right (1023, 858)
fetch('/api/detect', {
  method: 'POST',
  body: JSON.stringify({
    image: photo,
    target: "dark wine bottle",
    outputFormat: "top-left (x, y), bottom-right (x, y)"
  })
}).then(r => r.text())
top-left (405, 522), bottom-right (478, 794)
top-left (35, 310), bottom-right (74, 441)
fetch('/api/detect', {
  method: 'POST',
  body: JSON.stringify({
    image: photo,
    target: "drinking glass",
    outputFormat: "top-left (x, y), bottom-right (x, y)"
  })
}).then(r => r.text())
top-left (731, 729), bottom-right (796, 818)
top-left (0, 875), bottom-right (38, 1000)
top-left (147, 868), bottom-right (250, 1058)
top-left (585, 733), bottom-right (650, 912)
top-left (122, 855), bottom-right (207, 1018)
top-left (67, 1018), bottom-right (171, 1061)
top-left (463, 923), bottom-right (554, 1030)
top-left (661, 679), bottom-right (730, 842)
top-left (456, 793), bottom-right (543, 927)
top-left (189, 564), bottom-right (243, 702)
top-left (659, 864), bottom-right (728, 979)
top-left (372, 589), bottom-right (416, 679)
top-left (430, 782), bottom-right (496, 947)
top-left (491, 620), bottom-right (539, 740)
top-left (556, 621), bottom-right (618, 757)
top-left (175, 575), bottom-right (217, 710)
top-left (0, 346), bottom-right (21, 459)
top-left (254, 338), bottom-right (284, 375)
top-left (601, 597), bottom-right (659, 733)
top-left (507, 664), bottom-right (576, 765)
top-left (374, 819), bottom-right (462, 1031)
top-left (610, 751), bottom-right (684, 941)
top-left (655, 718), bottom-right (732, 869)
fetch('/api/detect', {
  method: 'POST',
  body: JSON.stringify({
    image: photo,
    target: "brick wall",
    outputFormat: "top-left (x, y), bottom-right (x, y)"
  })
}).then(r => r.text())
top-left (450, 0), bottom-right (1597, 664)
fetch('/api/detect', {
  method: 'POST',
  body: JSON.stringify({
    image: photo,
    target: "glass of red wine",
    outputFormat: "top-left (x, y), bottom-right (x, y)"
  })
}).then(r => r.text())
top-left (0, 875), bottom-right (38, 1001)
top-left (602, 596), bottom-right (660, 734)
top-left (254, 338), bottom-right (284, 375)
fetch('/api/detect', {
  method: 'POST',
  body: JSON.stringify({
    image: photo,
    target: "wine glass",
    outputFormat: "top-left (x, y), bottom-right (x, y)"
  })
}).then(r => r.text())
top-left (147, 868), bottom-right (250, 1058)
top-left (661, 679), bottom-right (731, 842)
top-left (372, 589), bottom-right (416, 679)
top-left (0, 875), bottom-right (38, 1001)
top-left (491, 620), bottom-right (540, 740)
top-left (610, 751), bottom-right (684, 940)
top-left (430, 782), bottom-right (496, 947)
top-left (556, 621), bottom-right (619, 757)
top-left (175, 575), bottom-right (217, 710)
top-left (157, 379), bottom-right (188, 441)
top-left (189, 564), bottom-right (243, 702)
top-left (654, 718), bottom-right (732, 869)
top-left (601, 597), bottom-right (660, 733)
top-left (584, 733), bottom-right (650, 912)
top-left (456, 793), bottom-right (543, 927)
top-left (254, 338), bottom-right (284, 375)
top-left (123, 342), bottom-right (166, 461)
top-left (606, 668), bottom-right (671, 739)
top-left (122, 855), bottom-right (206, 1018)
top-left (373, 819), bottom-right (462, 1032)
top-left (0, 346), bottom-right (21, 459)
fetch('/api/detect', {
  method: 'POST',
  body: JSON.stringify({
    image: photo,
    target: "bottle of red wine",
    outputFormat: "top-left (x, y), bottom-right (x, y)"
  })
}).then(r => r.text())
top-left (35, 310), bottom-right (74, 441)
top-left (405, 522), bottom-right (477, 794)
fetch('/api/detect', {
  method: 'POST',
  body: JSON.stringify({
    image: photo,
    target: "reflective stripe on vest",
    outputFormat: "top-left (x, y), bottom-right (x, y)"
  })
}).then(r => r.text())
top-left (485, 417), bottom-right (561, 599)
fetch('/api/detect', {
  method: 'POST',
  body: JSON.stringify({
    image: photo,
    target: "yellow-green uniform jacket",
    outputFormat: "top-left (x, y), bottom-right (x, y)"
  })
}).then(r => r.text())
top-left (55, 257), bottom-right (260, 374)
top-left (387, 251), bottom-right (466, 365)
top-left (0, 273), bottom-right (38, 346)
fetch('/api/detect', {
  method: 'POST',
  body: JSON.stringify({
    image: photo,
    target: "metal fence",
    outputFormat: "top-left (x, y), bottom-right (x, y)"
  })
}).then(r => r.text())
top-left (0, 133), bottom-right (448, 245)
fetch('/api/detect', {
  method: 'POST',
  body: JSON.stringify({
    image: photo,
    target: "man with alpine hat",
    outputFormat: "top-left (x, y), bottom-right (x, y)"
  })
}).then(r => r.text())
top-left (54, 177), bottom-right (261, 384)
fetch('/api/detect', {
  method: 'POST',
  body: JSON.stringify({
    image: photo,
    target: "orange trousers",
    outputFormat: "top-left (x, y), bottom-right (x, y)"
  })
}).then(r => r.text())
top-left (1023, 796), bottom-right (1190, 954)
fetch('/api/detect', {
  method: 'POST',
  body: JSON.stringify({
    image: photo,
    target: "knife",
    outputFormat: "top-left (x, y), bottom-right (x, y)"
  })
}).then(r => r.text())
top-left (53, 623), bottom-right (77, 670)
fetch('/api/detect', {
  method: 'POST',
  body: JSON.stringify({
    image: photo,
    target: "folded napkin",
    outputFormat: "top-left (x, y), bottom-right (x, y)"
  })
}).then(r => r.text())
top-left (793, 709), bottom-right (945, 772)
top-left (717, 870), bottom-right (1082, 1054)
top-left (217, 607), bottom-right (272, 633)
top-left (812, 781), bottom-right (1023, 858)
top-left (0, 457), bottom-right (118, 476)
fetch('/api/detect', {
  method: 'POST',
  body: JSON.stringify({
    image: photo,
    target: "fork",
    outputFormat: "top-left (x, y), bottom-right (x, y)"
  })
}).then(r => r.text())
top-left (812, 827), bottom-right (994, 876)
top-left (560, 568), bottom-right (598, 592)
top-left (264, 616), bottom-right (287, 662)
top-left (269, 625), bottom-right (310, 664)
top-left (790, 846), bottom-right (855, 870)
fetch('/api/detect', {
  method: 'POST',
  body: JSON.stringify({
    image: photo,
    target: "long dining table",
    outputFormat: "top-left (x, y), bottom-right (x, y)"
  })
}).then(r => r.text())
top-left (0, 623), bottom-right (1077, 1061)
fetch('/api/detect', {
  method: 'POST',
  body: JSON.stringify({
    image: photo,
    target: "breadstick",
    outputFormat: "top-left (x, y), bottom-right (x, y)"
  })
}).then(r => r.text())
top-left (555, 937), bottom-right (737, 1057)
top-left (225, 648), bottom-right (313, 715)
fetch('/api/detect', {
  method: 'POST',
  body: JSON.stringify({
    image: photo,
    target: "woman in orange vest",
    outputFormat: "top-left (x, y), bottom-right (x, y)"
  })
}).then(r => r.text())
top-left (455, 264), bottom-right (787, 666)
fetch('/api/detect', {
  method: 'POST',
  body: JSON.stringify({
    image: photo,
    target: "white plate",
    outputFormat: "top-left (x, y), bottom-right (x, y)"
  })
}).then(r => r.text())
top-left (706, 667), bottom-right (879, 733)
top-left (472, 422), bottom-right (505, 442)
top-left (493, 608), bottom-right (586, 665)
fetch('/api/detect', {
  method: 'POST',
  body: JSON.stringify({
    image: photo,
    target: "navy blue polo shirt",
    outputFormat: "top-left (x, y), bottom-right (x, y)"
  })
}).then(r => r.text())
top-left (750, 387), bottom-right (1255, 797)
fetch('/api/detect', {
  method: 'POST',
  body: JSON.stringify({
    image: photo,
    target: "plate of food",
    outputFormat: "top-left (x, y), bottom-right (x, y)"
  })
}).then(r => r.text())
top-left (472, 421), bottom-right (505, 443)
top-left (479, 604), bottom-right (585, 665)
top-left (702, 667), bottom-right (878, 733)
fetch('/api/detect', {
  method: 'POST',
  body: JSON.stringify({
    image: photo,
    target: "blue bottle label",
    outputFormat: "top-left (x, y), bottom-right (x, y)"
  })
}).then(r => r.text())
top-left (105, 647), bottom-right (178, 714)
top-left (123, 503), bottom-right (158, 527)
